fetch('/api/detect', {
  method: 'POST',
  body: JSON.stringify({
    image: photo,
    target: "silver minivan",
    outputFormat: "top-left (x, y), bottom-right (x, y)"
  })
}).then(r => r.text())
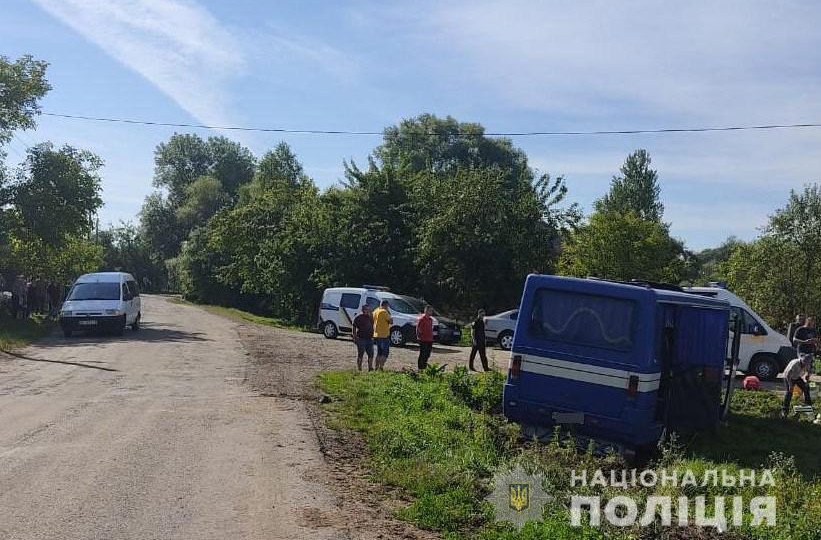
top-left (60, 272), bottom-right (142, 337)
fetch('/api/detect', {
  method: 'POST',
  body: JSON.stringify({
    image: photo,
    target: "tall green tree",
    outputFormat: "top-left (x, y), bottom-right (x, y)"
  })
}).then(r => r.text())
top-left (153, 134), bottom-right (255, 203)
top-left (559, 211), bottom-right (685, 282)
top-left (351, 113), bottom-right (529, 180)
top-left (12, 143), bottom-right (103, 244)
top-left (594, 149), bottom-right (663, 222)
top-left (0, 55), bottom-right (50, 147)
top-left (175, 176), bottom-right (230, 231)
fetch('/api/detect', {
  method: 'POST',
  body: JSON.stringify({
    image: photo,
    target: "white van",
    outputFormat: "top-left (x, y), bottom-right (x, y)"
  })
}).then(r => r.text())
top-left (60, 272), bottom-right (142, 337)
top-left (685, 286), bottom-right (794, 380)
top-left (318, 286), bottom-right (437, 346)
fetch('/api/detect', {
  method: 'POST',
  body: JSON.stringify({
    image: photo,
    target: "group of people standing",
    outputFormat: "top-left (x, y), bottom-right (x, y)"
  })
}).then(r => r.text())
top-left (350, 304), bottom-right (492, 372)
top-left (782, 314), bottom-right (818, 417)
top-left (4, 275), bottom-right (62, 320)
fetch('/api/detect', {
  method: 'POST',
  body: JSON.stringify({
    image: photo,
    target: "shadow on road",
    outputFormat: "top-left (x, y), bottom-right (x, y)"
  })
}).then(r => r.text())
top-left (39, 323), bottom-right (213, 348)
top-left (0, 349), bottom-right (119, 372)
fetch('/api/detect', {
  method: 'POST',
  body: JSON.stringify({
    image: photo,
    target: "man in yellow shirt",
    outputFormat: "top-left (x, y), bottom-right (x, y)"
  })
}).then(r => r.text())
top-left (372, 300), bottom-right (393, 370)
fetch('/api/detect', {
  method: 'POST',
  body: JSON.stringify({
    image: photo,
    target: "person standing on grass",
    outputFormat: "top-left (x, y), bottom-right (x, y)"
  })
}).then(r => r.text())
top-left (469, 309), bottom-right (490, 372)
top-left (372, 300), bottom-right (392, 370)
top-left (352, 304), bottom-right (375, 372)
top-left (416, 305), bottom-right (435, 370)
top-left (782, 356), bottom-right (813, 418)
top-left (793, 316), bottom-right (818, 382)
top-left (788, 314), bottom-right (805, 344)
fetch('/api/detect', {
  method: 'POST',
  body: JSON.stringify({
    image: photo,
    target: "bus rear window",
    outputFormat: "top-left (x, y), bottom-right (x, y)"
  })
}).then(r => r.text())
top-left (529, 288), bottom-right (636, 351)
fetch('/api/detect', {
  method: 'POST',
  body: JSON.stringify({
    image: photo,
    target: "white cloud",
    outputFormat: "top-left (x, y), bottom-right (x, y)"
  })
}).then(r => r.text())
top-left (31, 0), bottom-right (244, 125)
top-left (426, 1), bottom-right (821, 124)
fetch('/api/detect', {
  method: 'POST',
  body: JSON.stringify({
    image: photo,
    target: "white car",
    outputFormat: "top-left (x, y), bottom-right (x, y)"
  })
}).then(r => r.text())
top-left (60, 272), bottom-right (142, 337)
top-left (484, 309), bottom-right (518, 350)
top-left (318, 286), bottom-right (438, 347)
top-left (685, 286), bottom-right (794, 380)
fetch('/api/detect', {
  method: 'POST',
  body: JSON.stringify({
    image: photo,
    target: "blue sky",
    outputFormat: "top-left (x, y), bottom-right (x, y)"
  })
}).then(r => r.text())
top-left (4, 0), bottom-right (821, 249)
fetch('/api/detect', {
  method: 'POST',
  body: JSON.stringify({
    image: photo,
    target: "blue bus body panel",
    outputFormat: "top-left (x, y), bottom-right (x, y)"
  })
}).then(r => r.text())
top-left (503, 275), bottom-right (729, 447)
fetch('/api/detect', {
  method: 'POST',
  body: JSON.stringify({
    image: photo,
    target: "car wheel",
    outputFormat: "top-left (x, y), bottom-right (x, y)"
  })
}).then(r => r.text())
top-left (323, 321), bottom-right (338, 339)
top-left (498, 331), bottom-right (514, 351)
top-left (390, 326), bottom-right (405, 347)
top-left (132, 313), bottom-right (141, 331)
top-left (750, 355), bottom-right (779, 381)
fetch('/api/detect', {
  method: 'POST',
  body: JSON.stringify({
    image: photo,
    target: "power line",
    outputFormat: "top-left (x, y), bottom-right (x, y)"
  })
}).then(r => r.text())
top-left (40, 111), bottom-right (821, 137)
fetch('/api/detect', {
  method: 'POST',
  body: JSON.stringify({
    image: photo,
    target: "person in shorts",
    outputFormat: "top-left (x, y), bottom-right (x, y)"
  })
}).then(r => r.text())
top-left (372, 300), bottom-right (392, 370)
top-left (352, 304), bottom-right (374, 372)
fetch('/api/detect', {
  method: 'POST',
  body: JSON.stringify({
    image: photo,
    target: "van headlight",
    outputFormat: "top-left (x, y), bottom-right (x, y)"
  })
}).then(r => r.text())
top-left (105, 309), bottom-right (123, 316)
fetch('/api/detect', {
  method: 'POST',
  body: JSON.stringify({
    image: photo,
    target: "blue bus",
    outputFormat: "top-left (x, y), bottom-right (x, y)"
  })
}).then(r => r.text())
top-left (503, 275), bottom-right (730, 452)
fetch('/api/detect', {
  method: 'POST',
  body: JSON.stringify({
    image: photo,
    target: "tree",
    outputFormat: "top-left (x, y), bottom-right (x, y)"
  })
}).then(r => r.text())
top-left (559, 211), bottom-right (685, 283)
top-left (350, 113), bottom-right (530, 180)
top-left (239, 142), bottom-right (310, 203)
top-left (175, 176), bottom-right (229, 231)
top-left (694, 236), bottom-right (744, 284)
top-left (97, 222), bottom-right (164, 289)
top-left (153, 134), bottom-right (255, 203)
top-left (723, 184), bottom-right (821, 328)
top-left (0, 55), bottom-right (50, 147)
top-left (139, 192), bottom-right (183, 263)
top-left (594, 149), bottom-right (663, 222)
top-left (414, 169), bottom-right (574, 313)
top-left (12, 143), bottom-right (103, 244)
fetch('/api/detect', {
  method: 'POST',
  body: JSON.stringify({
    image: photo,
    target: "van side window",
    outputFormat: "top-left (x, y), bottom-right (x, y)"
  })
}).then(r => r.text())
top-left (731, 307), bottom-right (765, 335)
top-left (365, 297), bottom-right (380, 309)
top-left (529, 288), bottom-right (636, 351)
top-left (122, 283), bottom-right (130, 300)
top-left (340, 293), bottom-right (361, 309)
top-left (127, 281), bottom-right (140, 297)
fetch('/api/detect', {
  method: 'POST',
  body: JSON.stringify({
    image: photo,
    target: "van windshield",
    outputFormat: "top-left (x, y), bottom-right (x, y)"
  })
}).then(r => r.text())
top-left (68, 282), bottom-right (121, 301)
top-left (386, 297), bottom-right (418, 314)
top-left (529, 289), bottom-right (636, 351)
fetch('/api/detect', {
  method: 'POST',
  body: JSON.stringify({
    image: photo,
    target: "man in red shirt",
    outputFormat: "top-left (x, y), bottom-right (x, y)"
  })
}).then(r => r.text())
top-left (416, 305), bottom-right (435, 370)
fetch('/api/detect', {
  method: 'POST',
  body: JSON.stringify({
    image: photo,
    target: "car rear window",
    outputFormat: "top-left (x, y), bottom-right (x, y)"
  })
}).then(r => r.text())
top-left (68, 282), bottom-right (121, 301)
top-left (529, 288), bottom-right (636, 351)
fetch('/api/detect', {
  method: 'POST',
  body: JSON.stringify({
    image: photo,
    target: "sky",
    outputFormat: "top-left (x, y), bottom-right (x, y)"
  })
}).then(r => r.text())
top-left (4, 0), bottom-right (821, 250)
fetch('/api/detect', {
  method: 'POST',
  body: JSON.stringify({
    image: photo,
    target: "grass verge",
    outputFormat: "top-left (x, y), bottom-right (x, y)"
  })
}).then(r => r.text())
top-left (319, 367), bottom-right (821, 540)
top-left (169, 298), bottom-right (308, 332)
top-left (0, 314), bottom-right (54, 350)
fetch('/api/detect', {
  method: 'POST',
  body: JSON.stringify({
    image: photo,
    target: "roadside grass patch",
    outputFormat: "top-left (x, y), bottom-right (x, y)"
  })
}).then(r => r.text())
top-left (320, 368), bottom-right (821, 540)
top-left (0, 314), bottom-right (54, 351)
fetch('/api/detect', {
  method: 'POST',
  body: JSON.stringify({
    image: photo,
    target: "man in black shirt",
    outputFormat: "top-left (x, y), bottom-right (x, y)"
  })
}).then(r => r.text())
top-left (788, 314), bottom-right (805, 344)
top-left (793, 316), bottom-right (817, 382)
top-left (352, 304), bottom-right (375, 372)
top-left (468, 309), bottom-right (490, 372)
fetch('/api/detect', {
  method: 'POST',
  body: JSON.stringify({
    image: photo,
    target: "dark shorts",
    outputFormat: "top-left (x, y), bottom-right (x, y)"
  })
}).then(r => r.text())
top-left (356, 338), bottom-right (374, 357)
top-left (375, 337), bottom-right (390, 357)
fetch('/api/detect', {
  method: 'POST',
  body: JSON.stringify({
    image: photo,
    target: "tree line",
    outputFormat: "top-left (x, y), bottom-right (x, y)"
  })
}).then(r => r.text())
top-left (2, 53), bottom-right (820, 330)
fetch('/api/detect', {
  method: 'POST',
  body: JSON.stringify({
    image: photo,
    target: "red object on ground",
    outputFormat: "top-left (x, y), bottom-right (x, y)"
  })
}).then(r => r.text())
top-left (743, 375), bottom-right (761, 391)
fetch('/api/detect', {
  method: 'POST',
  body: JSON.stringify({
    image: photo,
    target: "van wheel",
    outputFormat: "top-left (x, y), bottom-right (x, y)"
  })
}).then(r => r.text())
top-left (390, 326), bottom-right (406, 347)
top-left (323, 321), bottom-right (338, 339)
top-left (498, 331), bottom-right (514, 351)
top-left (132, 313), bottom-right (141, 331)
top-left (750, 355), bottom-right (779, 381)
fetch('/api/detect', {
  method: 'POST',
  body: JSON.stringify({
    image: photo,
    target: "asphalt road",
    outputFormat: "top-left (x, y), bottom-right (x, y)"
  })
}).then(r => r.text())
top-left (0, 296), bottom-right (340, 540)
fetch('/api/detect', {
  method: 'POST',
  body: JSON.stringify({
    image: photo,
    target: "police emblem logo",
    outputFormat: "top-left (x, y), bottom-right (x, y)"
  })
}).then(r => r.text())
top-left (487, 465), bottom-right (551, 530)
top-left (509, 483), bottom-right (530, 512)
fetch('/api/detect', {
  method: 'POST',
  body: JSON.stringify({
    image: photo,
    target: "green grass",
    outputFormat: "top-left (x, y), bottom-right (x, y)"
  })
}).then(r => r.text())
top-left (0, 314), bottom-right (54, 350)
top-left (170, 298), bottom-right (308, 332)
top-left (319, 368), bottom-right (821, 540)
